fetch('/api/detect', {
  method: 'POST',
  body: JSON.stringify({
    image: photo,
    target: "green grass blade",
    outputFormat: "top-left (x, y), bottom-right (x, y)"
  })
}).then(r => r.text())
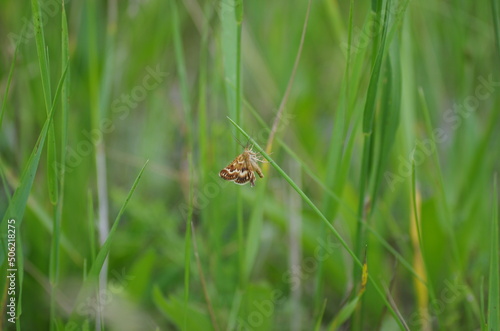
top-left (0, 65), bottom-right (68, 232)
top-left (328, 296), bottom-right (361, 331)
top-left (243, 98), bottom-right (423, 284)
top-left (361, 0), bottom-right (391, 135)
top-left (67, 160), bottom-right (149, 323)
top-left (228, 117), bottom-right (405, 330)
top-left (354, 0), bottom-right (392, 266)
top-left (220, 0), bottom-right (245, 307)
top-left (418, 88), bottom-right (462, 270)
top-left (314, 299), bottom-right (327, 331)
top-left (488, 175), bottom-right (499, 331)
top-left (153, 287), bottom-right (213, 330)
top-left (370, 50), bottom-right (401, 210)
top-left (31, 0), bottom-right (58, 205)
top-left (0, 66), bottom-right (66, 328)
top-left (410, 158), bottom-right (440, 327)
top-left (49, 5), bottom-right (70, 329)
top-left (87, 161), bottom-right (149, 280)
top-left (220, 0), bottom-right (242, 131)
top-left (456, 103), bottom-right (500, 210)
top-left (30, 0), bottom-right (53, 112)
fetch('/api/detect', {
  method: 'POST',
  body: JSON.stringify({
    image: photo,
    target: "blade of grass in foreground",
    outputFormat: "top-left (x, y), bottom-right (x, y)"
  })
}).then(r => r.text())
top-left (244, 96), bottom-right (424, 286)
top-left (0, 64), bottom-right (66, 329)
top-left (354, 0), bottom-right (392, 278)
top-left (67, 161), bottom-right (149, 324)
top-left (228, 117), bottom-right (407, 330)
top-left (31, 0), bottom-right (58, 205)
top-left (49, 3), bottom-right (70, 330)
top-left (488, 175), bottom-right (499, 331)
top-left (0, 65), bottom-right (68, 249)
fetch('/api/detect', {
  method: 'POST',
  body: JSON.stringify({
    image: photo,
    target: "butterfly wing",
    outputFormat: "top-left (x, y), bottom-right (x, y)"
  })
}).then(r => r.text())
top-left (219, 154), bottom-right (245, 181)
top-left (219, 153), bottom-right (257, 186)
top-left (219, 163), bottom-right (239, 181)
top-left (234, 167), bottom-right (256, 187)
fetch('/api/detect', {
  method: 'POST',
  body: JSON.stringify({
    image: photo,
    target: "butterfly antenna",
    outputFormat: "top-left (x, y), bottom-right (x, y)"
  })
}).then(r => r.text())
top-left (246, 130), bottom-right (255, 149)
top-left (231, 132), bottom-right (246, 148)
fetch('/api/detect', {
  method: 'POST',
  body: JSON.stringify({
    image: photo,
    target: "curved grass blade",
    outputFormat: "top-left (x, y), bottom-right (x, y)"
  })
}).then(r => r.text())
top-left (328, 258), bottom-right (369, 331)
top-left (67, 160), bottom-right (149, 324)
top-left (227, 117), bottom-right (406, 330)
top-left (31, 0), bottom-right (58, 205)
top-left (0, 64), bottom-right (68, 234)
top-left (0, 64), bottom-right (67, 329)
top-left (244, 97), bottom-right (424, 285)
top-left (354, 0), bottom-right (392, 273)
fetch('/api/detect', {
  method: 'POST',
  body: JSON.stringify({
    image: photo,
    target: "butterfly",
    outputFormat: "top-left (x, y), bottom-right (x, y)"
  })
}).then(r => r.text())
top-left (219, 146), bottom-right (265, 187)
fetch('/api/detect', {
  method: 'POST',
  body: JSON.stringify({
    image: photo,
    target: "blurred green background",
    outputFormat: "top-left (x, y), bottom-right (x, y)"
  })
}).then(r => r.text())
top-left (1, 0), bottom-right (499, 330)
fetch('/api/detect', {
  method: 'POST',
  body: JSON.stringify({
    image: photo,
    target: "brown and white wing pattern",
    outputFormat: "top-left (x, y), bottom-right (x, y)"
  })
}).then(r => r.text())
top-left (219, 148), bottom-right (264, 187)
top-left (234, 166), bottom-right (256, 186)
top-left (219, 153), bottom-right (258, 186)
top-left (219, 154), bottom-right (244, 181)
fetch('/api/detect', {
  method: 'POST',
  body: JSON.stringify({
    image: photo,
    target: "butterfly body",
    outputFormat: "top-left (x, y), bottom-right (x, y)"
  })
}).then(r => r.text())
top-left (219, 147), bottom-right (265, 187)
